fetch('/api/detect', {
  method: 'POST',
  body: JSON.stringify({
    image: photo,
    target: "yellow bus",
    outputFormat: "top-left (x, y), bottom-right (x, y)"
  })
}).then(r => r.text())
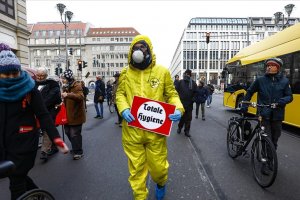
top-left (223, 23), bottom-right (300, 128)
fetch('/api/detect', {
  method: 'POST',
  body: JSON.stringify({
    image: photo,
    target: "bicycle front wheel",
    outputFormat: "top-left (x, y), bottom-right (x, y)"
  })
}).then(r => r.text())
top-left (251, 136), bottom-right (278, 188)
top-left (226, 121), bottom-right (242, 159)
top-left (17, 189), bottom-right (55, 200)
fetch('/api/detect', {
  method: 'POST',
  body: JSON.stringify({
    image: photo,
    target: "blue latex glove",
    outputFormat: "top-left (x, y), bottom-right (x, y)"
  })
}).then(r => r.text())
top-left (122, 109), bottom-right (135, 123)
top-left (169, 110), bottom-right (182, 122)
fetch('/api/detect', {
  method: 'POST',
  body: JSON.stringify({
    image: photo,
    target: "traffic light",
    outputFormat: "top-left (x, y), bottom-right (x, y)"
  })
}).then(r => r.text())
top-left (78, 60), bottom-right (82, 71)
top-left (69, 48), bottom-right (73, 55)
top-left (206, 32), bottom-right (210, 44)
top-left (55, 67), bottom-right (59, 76)
top-left (83, 61), bottom-right (88, 68)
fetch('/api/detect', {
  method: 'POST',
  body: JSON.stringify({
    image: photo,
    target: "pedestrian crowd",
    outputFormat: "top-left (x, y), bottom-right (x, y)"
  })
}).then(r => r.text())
top-left (0, 33), bottom-right (293, 200)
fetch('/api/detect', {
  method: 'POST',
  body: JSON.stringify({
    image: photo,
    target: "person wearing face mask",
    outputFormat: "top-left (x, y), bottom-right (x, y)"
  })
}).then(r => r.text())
top-left (35, 67), bottom-right (62, 161)
top-left (175, 69), bottom-right (197, 137)
top-left (0, 43), bottom-right (69, 199)
top-left (242, 57), bottom-right (293, 151)
top-left (116, 35), bottom-right (184, 200)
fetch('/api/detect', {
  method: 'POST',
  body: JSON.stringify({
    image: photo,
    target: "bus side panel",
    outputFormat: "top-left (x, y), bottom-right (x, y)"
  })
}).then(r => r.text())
top-left (223, 92), bottom-right (235, 108)
top-left (247, 93), bottom-right (258, 114)
top-left (223, 90), bottom-right (245, 109)
top-left (284, 94), bottom-right (300, 128)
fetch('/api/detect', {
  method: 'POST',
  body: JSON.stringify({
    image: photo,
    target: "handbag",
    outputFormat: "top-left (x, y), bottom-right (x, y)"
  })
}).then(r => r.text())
top-left (98, 95), bottom-right (104, 102)
top-left (55, 103), bottom-right (68, 126)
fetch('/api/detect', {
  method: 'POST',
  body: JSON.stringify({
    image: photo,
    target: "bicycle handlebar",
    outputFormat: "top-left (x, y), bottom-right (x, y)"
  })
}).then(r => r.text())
top-left (240, 101), bottom-right (278, 109)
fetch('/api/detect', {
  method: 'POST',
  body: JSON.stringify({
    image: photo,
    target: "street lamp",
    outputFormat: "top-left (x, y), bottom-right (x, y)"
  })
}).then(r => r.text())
top-left (274, 4), bottom-right (295, 30)
top-left (57, 3), bottom-right (73, 70)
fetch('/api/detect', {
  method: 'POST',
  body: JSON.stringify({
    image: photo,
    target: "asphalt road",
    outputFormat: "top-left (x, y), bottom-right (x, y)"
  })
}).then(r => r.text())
top-left (0, 94), bottom-right (299, 200)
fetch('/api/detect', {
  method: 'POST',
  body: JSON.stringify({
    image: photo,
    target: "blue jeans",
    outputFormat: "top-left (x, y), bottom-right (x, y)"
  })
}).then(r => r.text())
top-left (207, 95), bottom-right (212, 106)
top-left (94, 102), bottom-right (103, 117)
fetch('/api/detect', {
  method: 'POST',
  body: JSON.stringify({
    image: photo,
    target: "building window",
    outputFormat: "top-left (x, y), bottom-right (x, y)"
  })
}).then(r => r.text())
top-left (46, 59), bottom-right (51, 66)
top-left (36, 59), bottom-right (41, 66)
top-left (0, 0), bottom-right (15, 19)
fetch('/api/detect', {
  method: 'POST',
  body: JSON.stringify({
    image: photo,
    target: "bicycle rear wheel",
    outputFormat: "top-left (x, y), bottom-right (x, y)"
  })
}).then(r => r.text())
top-left (226, 121), bottom-right (243, 158)
top-left (251, 136), bottom-right (278, 188)
top-left (17, 189), bottom-right (55, 200)
top-left (109, 101), bottom-right (115, 113)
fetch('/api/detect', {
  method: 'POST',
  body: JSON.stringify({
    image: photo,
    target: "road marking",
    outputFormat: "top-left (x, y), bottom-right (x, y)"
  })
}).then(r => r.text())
top-left (188, 138), bottom-right (220, 200)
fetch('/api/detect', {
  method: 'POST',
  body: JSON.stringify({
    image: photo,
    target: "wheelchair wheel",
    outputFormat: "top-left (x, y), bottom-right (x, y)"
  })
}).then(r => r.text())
top-left (17, 188), bottom-right (55, 200)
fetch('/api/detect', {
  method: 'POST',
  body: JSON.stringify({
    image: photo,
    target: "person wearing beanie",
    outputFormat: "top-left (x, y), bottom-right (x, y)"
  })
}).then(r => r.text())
top-left (175, 68), bottom-right (197, 137)
top-left (242, 57), bottom-right (293, 168)
top-left (0, 43), bottom-right (69, 199)
top-left (61, 69), bottom-right (86, 160)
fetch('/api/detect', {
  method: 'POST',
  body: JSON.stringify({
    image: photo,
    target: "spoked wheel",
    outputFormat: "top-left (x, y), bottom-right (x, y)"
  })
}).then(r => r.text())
top-left (17, 189), bottom-right (55, 200)
top-left (226, 121), bottom-right (243, 159)
top-left (109, 100), bottom-right (115, 113)
top-left (251, 136), bottom-right (278, 188)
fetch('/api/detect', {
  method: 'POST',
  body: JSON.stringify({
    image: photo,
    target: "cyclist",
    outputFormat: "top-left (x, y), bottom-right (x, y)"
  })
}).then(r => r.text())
top-left (242, 57), bottom-right (293, 150)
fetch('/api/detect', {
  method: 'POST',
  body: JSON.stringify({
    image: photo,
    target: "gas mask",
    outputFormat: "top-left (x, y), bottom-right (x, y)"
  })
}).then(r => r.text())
top-left (131, 47), bottom-right (152, 70)
top-left (132, 50), bottom-right (145, 63)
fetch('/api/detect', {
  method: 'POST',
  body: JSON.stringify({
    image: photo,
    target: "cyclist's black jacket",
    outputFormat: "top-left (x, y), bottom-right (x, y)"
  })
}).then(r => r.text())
top-left (243, 72), bottom-right (293, 120)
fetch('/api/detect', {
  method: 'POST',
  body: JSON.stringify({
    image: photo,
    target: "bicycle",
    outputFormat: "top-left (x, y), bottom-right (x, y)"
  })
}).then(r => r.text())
top-left (0, 161), bottom-right (55, 200)
top-left (226, 101), bottom-right (278, 188)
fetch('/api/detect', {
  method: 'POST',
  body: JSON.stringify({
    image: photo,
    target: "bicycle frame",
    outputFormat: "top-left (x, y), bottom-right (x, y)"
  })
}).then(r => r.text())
top-left (235, 114), bottom-right (268, 156)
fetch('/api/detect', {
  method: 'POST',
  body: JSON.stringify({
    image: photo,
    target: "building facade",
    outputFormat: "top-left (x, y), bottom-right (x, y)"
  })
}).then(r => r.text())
top-left (0, 0), bottom-right (31, 66)
top-left (27, 21), bottom-right (91, 78)
top-left (85, 27), bottom-right (140, 86)
top-left (169, 17), bottom-right (300, 86)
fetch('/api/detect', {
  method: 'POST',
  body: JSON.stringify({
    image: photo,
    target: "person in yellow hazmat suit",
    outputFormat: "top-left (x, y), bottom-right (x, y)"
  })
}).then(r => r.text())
top-left (116, 35), bottom-right (184, 200)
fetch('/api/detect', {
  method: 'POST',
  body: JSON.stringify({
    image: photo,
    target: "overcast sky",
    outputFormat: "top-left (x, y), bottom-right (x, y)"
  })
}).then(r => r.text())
top-left (26, 0), bottom-right (300, 67)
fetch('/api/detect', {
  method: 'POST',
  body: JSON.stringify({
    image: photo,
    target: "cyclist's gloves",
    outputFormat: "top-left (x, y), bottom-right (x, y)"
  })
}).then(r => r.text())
top-left (122, 109), bottom-right (135, 123)
top-left (53, 138), bottom-right (69, 154)
top-left (169, 110), bottom-right (182, 122)
top-left (276, 99), bottom-right (286, 107)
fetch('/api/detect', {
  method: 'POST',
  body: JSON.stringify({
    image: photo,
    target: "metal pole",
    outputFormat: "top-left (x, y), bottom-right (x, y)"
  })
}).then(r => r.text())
top-left (282, 14), bottom-right (285, 30)
top-left (64, 13), bottom-right (68, 70)
top-left (247, 18), bottom-right (250, 46)
top-left (206, 42), bottom-right (210, 84)
top-left (80, 33), bottom-right (82, 80)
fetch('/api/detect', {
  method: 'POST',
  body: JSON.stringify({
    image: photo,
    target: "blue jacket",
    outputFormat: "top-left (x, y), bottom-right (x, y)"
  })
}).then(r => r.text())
top-left (195, 86), bottom-right (208, 104)
top-left (243, 73), bottom-right (293, 120)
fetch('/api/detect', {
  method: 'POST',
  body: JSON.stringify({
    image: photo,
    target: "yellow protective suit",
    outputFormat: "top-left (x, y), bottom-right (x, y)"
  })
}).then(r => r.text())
top-left (116, 35), bottom-right (184, 200)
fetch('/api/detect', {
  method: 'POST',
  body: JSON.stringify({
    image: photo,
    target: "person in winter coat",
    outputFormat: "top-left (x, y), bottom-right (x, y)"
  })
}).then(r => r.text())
top-left (174, 74), bottom-right (179, 88)
top-left (175, 69), bottom-right (197, 137)
top-left (36, 67), bottom-right (62, 161)
top-left (195, 81), bottom-right (208, 120)
top-left (242, 57), bottom-right (293, 150)
top-left (106, 80), bottom-right (112, 106)
top-left (116, 35), bottom-right (184, 200)
top-left (111, 72), bottom-right (122, 126)
top-left (0, 43), bottom-right (68, 200)
top-left (61, 69), bottom-right (86, 160)
top-left (206, 83), bottom-right (214, 108)
top-left (93, 76), bottom-right (105, 119)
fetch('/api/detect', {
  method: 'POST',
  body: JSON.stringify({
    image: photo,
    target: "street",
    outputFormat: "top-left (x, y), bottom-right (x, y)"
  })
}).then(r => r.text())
top-left (0, 94), bottom-right (299, 200)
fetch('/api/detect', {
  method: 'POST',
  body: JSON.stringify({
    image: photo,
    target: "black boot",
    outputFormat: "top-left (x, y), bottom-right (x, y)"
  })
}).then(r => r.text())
top-left (185, 131), bottom-right (191, 137)
top-left (177, 128), bottom-right (181, 134)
